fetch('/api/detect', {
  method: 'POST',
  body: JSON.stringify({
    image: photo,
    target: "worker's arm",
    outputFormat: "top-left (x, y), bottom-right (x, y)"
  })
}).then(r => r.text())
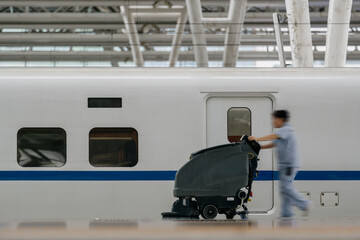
top-left (248, 134), bottom-right (279, 142)
top-left (261, 142), bottom-right (275, 149)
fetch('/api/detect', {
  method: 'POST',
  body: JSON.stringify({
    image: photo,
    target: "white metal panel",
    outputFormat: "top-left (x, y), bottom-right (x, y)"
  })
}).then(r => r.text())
top-left (0, 181), bottom-right (175, 220)
top-left (206, 97), bottom-right (274, 213)
top-left (0, 68), bottom-right (358, 220)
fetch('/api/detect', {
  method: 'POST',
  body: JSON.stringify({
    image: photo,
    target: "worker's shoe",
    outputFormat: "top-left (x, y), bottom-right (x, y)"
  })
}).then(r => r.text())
top-left (302, 201), bottom-right (312, 217)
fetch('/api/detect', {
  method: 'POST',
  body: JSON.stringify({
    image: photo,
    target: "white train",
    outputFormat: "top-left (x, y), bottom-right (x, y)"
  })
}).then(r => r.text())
top-left (0, 68), bottom-right (359, 220)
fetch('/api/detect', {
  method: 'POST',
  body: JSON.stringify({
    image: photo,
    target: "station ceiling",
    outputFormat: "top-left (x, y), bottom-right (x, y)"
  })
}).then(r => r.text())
top-left (0, 0), bottom-right (359, 66)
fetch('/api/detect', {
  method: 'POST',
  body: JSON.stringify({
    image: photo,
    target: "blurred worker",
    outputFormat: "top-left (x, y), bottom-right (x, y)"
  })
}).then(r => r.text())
top-left (248, 110), bottom-right (310, 218)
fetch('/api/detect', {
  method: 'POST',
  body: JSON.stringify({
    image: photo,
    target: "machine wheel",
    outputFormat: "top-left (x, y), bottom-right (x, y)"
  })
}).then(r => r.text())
top-left (201, 205), bottom-right (218, 219)
top-left (225, 209), bottom-right (236, 220)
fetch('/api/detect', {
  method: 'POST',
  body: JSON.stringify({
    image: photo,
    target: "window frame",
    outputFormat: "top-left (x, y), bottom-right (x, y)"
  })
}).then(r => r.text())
top-left (17, 127), bottom-right (67, 168)
top-left (88, 127), bottom-right (138, 168)
top-left (227, 107), bottom-right (252, 142)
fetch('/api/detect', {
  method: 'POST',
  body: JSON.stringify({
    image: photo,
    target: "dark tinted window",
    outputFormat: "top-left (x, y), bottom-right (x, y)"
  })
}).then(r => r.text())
top-left (89, 128), bottom-right (138, 167)
top-left (17, 128), bottom-right (66, 167)
top-left (227, 108), bottom-right (251, 142)
top-left (88, 98), bottom-right (122, 108)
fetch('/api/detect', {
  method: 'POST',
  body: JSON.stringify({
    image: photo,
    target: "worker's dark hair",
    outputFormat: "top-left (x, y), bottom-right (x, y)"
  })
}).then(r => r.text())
top-left (272, 110), bottom-right (290, 122)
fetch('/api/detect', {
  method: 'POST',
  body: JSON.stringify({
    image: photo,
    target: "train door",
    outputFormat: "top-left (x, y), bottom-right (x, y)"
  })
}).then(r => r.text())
top-left (206, 97), bottom-right (274, 213)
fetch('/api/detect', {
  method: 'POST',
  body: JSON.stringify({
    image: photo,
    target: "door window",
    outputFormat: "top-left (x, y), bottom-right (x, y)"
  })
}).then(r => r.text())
top-left (227, 107), bottom-right (251, 142)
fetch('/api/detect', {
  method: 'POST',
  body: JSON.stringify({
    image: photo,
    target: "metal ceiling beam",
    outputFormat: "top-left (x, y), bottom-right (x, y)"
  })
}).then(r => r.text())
top-left (0, 12), bottom-right (358, 24)
top-left (0, 33), bottom-right (359, 46)
top-left (185, 0), bottom-right (208, 67)
top-left (1, 22), bottom-right (359, 29)
top-left (120, 5), bottom-right (187, 67)
top-left (0, 50), bottom-right (359, 62)
top-left (186, 0), bottom-right (253, 67)
top-left (222, 0), bottom-right (247, 67)
top-left (0, 0), bottom-right (345, 7)
top-left (273, 13), bottom-right (286, 67)
top-left (120, 6), bottom-right (144, 67)
top-left (169, 8), bottom-right (187, 67)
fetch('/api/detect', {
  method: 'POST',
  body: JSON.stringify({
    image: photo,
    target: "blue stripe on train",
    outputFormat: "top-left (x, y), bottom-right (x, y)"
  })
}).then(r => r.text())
top-left (0, 171), bottom-right (177, 181)
top-left (256, 171), bottom-right (360, 181)
top-left (0, 170), bottom-right (360, 181)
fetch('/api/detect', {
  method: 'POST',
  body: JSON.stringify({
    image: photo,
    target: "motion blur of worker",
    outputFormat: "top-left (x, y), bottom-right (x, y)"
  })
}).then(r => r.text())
top-left (248, 110), bottom-right (310, 218)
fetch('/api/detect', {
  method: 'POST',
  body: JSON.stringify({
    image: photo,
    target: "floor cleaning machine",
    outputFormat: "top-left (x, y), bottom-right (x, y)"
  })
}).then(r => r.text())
top-left (162, 136), bottom-right (260, 220)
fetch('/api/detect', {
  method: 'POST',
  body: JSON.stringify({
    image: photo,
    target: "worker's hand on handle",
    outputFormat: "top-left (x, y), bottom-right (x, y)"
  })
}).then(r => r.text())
top-left (249, 134), bottom-right (278, 149)
top-left (248, 136), bottom-right (257, 141)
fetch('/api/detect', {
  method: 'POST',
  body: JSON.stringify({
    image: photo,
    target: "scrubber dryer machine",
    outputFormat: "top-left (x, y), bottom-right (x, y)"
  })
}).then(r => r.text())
top-left (162, 136), bottom-right (260, 220)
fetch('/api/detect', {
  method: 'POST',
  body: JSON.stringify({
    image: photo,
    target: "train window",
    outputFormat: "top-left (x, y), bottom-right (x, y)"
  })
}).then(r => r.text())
top-left (88, 98), bottom-right (122, 108)
top-left (17, 128), bottom-right (66, 167)
top-left (227, 108), bottom-right (251, 143)
top-left (89, 128), bottom-right (138, 167)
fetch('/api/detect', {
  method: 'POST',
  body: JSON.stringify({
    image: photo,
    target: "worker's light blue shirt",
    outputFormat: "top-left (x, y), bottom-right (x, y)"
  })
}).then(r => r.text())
top-left (272, 123), bottom-right (300, 169)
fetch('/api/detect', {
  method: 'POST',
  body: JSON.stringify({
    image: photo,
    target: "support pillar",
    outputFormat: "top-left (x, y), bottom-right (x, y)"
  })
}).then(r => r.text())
top-left (325, 0), bottom-right (353, 67)
top-left (121, 6), bottom-right (144, 67)
top-left (185, 0), bottom-right (209, 67)
top-left (223, 0), bottom-right (247, 67)
top-left (169, 9), bottom-right (188, 67)
top-left (285, 0), bottom-right (313, 67)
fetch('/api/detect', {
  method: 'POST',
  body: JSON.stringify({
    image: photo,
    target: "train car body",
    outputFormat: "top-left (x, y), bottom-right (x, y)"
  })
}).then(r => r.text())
top-left (0, 68), bottom-right (359, 220)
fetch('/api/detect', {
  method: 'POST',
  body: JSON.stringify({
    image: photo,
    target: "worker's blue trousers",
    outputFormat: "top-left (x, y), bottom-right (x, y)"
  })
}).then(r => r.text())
top-left (279, 168), bottom-right (309, 218)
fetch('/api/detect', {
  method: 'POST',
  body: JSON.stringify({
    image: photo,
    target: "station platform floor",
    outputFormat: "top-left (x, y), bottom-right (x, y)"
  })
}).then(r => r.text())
top-left (1, 218), bottom-right (360, 240)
